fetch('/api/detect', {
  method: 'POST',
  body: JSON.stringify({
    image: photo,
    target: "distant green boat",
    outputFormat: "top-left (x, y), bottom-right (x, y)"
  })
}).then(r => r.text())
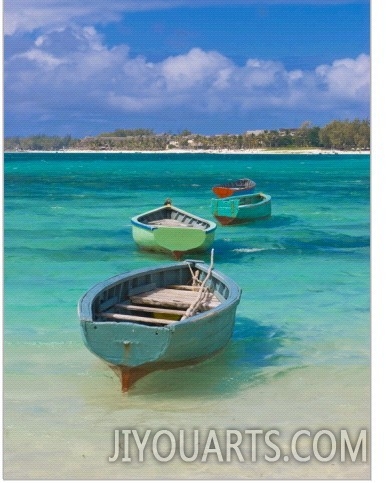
top-left (78, 258), bottom-right (242, 391)
top-left (211, 192), bottom-right (272, 225)
top-left (131, 201), bottom-right (216, 258)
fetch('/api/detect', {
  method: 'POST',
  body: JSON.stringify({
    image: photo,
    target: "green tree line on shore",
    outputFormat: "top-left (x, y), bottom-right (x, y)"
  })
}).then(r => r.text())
top-left (4, 119), bottom-right (370, 152)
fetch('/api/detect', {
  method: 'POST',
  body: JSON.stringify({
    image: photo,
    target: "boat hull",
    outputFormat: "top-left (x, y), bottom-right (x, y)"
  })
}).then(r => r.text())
top-left (78, 261), bottom-right (241, 389)
top-left (131, 224), bottom-right (215, 256)
top-left (211, 193), bottom-right (272, 225)
top-left (212, 178), bottom-right (256, 198)
top-left (131, 204), bottom-right (216, 257)
top-left (212, 186), bottom-right (256, 198)
top-left (80, 300), bottom-right (236, 367)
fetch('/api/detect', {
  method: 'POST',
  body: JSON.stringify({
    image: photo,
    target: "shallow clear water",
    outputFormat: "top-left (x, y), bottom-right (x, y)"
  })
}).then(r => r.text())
top-left (3, 152), bottom-right (370, 479)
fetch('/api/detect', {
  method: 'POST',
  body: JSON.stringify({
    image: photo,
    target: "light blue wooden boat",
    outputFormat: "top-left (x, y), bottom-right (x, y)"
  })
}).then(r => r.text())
top-left (78, 257), bottom-right (241, 391)
top-left (131, 200), bottom-right (216, 259)
top-left (211, 192), bottom-right (272, 225)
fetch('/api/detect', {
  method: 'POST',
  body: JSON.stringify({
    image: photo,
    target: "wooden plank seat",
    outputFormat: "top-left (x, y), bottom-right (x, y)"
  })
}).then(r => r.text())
top-left (100, 312), bottom-right (173, 325)
top-left (130, 287), bottom-right (220, 310)
top-left (99, 286), bottom-right (221, 326)
top-left (148, 219), bottom-right (194, 228)
top-left (166, 284), bottom-right (202, 291)
top-left (115, 303), bottom-right (186, 315)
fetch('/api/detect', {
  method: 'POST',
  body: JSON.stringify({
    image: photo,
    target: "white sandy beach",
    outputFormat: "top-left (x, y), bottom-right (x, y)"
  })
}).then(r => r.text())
top-left (8, 148), bottom-right (371, 155)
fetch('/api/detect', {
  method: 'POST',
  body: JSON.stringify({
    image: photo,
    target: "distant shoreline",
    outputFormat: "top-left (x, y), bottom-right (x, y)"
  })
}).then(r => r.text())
top-left (5, 148), bottom-right (370, 155)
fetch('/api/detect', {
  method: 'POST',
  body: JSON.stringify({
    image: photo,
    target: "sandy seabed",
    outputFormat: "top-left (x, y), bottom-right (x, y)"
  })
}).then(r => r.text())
top-left (3, 343), bottom-right (370, 480)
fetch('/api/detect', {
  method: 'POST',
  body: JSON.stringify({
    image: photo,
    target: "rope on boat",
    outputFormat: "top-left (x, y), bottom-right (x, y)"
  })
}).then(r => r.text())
top-left (186, 261), bottom-right (202, 287)
top-left (192, 270), bottom-right (200, 286)
top-left (181, 249), bottom-right (214, 320)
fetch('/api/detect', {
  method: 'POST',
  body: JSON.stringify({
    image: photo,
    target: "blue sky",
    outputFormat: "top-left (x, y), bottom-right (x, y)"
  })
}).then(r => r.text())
top-left (4, 0), bottom-right (370, 137)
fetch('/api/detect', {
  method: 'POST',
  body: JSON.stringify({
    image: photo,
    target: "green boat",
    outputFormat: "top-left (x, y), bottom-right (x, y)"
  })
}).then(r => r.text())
top-left (211, 192), bottom-right (272, 225)
top-left (78, 257), bottom-right (242, 391)
top-left (131, 200), bottom-right (216, 258)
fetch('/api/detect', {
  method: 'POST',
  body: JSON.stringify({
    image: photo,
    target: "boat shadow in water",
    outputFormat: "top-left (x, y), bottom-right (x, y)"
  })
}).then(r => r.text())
top-left (211, 215), bottom-right (299, 262)
top-left (248, 214), bottom-right (299, 229)
top-left (128, 317), bottom-right (290, 398)
top-left (212, 239), bottom-right (286, 263)
top-left (219, 214), bottom-right (298, 230)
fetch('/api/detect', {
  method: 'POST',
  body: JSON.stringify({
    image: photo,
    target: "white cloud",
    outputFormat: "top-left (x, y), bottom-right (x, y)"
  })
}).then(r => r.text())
top-left (161, 48), bottom-right (232, 91)
top-left (4, 24), bottom-right (370, 132)
top-left (243, 59), bottom-right (285, 88)
top-left (288, 70), bottom-right (304, 82)
top-left (3, 1), bottom-right (238, 35)
top-left (107, 92), bottom-right (166, 111)
top-left (212, 68), bottom-right (233, 90)
top-left (5, 3), bottom-right (101, 35)
top-left (4, 0), bottom-right (369, 35)
top-left (15, 49), bottom-right (67, 69)
top-left (316, 53), bottom-right (370, 100)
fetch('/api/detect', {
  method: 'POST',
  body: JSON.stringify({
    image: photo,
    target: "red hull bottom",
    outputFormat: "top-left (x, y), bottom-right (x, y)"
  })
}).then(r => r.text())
top-left (112, 348), bottom-right (225, 392)
top-left (214, 215), bottom-right (270, 226)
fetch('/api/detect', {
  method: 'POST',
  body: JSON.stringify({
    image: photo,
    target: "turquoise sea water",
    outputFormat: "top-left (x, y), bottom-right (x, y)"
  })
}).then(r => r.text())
top-left (3, 152), bottom-right (370, 479)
